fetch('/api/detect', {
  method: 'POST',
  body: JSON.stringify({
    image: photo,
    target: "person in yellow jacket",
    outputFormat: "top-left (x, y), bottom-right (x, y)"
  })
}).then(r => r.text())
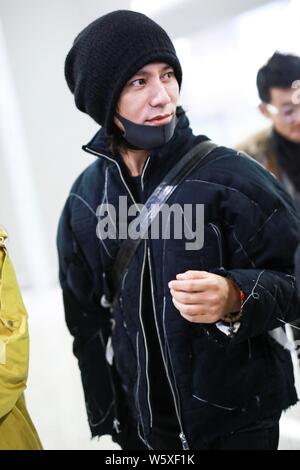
top-left (0, 228), bottom-right (42, 450)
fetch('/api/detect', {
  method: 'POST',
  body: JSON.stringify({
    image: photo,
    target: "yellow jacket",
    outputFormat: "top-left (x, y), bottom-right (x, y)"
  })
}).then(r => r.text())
top-left (0, 228), bottom-right (42, 450)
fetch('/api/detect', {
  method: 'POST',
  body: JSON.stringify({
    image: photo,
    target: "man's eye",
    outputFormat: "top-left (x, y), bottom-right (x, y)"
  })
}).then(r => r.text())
top-left (163, 71), bottom-right (174, 79)
top-left (131, 78), bottom-right (145, 86)
top-left (283, 108), bottom-right (294, 116)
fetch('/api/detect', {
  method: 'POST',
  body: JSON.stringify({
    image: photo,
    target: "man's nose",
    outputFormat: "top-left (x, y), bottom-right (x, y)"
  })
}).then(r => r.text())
top-left (149, 81), bottom-right (171, 107)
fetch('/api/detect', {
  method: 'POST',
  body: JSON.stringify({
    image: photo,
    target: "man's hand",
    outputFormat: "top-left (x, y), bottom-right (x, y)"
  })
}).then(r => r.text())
top-left (168, 270), bottom-right (241, 324)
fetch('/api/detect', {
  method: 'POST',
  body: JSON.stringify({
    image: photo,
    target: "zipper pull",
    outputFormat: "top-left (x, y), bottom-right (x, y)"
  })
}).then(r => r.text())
top-left (228, 320), bottom-right (235, 339)
top-left (179, 432), bottom-right (189, 450)
top-left (113, 418), bottom-right (121, 434)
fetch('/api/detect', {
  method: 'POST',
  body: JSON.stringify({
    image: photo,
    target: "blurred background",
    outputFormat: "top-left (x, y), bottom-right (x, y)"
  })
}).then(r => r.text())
top-left (0, 0), bottom-right (300, 449)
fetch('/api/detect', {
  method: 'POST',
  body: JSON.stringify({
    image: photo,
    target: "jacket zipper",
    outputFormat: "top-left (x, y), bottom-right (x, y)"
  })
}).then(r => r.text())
top-left (98, 330), bottom-right (121, 433)
top-left (141, 156), bottom-right (150, 192)
top-left (138, 242), bottom-right (153, 429)
top-left (147, 247), bottom-right (190, 450)
top-left (135, 332), bottom-right (153, 449)
top-left (85, 146), bottom-right (154, 438)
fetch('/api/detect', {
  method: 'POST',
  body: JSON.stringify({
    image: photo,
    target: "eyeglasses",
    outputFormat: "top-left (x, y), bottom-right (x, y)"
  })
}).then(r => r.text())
top-left (265, 103), bottom-right (300, 124)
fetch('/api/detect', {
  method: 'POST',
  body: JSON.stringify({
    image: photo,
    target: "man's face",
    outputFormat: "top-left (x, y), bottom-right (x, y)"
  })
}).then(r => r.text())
top-left (114, 62), bottom-right (179, 129)
top-left (261, 87), bottom-right (300, 143)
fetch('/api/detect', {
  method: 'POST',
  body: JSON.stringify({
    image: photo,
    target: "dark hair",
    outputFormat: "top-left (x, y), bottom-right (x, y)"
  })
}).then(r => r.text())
top-left (106, 106), bottom-right (186, 155)
top-left (106, 124), bottom-right (130, 156)
top-left (256, 52), bottom-right (300, 103)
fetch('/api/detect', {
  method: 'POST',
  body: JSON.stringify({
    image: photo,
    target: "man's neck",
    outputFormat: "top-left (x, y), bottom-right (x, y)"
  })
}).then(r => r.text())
top-left (120, 148), bottom-right (149, 176)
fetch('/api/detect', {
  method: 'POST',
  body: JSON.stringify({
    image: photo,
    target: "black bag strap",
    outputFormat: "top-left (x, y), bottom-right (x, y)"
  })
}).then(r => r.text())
top-left (108, 139), bottom-right (218, 309)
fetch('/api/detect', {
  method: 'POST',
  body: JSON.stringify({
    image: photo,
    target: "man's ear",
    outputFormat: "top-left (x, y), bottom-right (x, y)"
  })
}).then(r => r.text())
top-left (258, 103), bottom-right (270, 119)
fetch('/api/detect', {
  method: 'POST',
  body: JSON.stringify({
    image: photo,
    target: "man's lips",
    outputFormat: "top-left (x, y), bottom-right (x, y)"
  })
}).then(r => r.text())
top-left (146, 114), bottom-right (173, 125)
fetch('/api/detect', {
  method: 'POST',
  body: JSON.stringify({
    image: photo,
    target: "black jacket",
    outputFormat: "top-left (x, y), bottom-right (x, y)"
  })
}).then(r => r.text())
top-left (57, 113), bottom-right (300, 449)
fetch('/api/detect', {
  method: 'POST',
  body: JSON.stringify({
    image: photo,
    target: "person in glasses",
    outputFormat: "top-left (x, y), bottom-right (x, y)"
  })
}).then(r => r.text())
top-left (237, 52), bottom-right (300, 207)
top-left (237, 52), bottom-right (300, 352)
top-left (57, 13), bottom-right (300, 450)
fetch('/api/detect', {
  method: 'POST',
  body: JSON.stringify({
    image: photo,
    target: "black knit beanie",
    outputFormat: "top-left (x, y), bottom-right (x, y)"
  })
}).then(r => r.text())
top-left (65, 10), bottom-right (182, 133)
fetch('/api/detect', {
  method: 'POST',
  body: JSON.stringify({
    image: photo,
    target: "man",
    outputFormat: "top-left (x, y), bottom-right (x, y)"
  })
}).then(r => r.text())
top-left (57, 11), bottom-right (300, 450)
top-left (237, 52), bottom-right (300, 346)
top-left (237, 52), bottom-right (300, 206)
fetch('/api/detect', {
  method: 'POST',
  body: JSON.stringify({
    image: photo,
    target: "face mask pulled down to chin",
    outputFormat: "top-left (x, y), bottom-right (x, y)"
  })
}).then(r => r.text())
top-left (115, 112), bottom-right (177, 150)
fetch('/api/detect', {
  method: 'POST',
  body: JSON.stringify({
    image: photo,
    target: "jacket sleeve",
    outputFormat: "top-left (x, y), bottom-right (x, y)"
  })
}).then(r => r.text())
top-left (57, 198), bottom-right (116, 438)
top-left (213, 159), bottom-right (300, 344)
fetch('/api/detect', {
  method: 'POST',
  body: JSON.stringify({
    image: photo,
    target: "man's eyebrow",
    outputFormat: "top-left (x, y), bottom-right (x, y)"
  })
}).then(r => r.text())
top-left (132, 65), bottom-right (173, 77)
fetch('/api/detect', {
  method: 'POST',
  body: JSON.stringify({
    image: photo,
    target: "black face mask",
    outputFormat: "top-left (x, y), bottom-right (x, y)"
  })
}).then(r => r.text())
top-left (115, 112), bottom-right (177, 150)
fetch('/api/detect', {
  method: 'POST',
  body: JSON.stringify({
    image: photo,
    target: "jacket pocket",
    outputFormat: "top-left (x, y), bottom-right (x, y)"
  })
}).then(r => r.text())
top-left (190, 331), bottom-right (267, 412)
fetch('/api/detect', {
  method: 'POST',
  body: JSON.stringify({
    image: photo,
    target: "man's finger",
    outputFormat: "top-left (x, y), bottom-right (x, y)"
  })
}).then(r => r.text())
top-left (172, 298), bottom-right (217, 324)
top-left (168, 278), bottom-right (212, 292)
top-left (172, 297), bottom-right (205, 316)
top-left (170, 288), bottom-right (208, 305)
top-left (176, 270), bottom-right (209, 280)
